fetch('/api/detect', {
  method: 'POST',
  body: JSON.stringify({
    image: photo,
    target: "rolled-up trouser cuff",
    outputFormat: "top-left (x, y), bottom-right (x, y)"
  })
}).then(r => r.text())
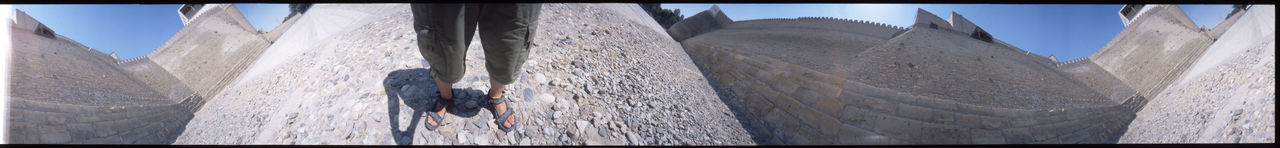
top-left (411, 3), bottom-right (540, 85)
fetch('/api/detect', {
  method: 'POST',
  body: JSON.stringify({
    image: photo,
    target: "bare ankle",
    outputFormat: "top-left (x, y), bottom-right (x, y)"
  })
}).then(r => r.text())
top-left (488, 79), bottom-right (506, 99)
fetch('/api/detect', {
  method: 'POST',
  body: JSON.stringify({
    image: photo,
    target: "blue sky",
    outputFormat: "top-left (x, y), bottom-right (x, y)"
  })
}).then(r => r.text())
top-left (663, 4), bottom-right (1237, 60)
top-left (8, 4), bottom-right (1235, 61)
top-left (10, 4), bottom-right (290, 60)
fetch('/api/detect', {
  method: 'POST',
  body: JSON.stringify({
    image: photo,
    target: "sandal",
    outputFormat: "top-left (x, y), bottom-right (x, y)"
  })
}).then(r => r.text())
top-left (425, 90), bottom-right (454, 131)
top-left (489, 95), bottom-right (520, 133)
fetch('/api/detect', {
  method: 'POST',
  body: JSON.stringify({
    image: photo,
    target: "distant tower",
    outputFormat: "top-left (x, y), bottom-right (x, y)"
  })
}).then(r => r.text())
top-left (1048, 54), bottom-right (1058, 63)
top-left (1118, 4), bottom-right (1150, 27)
top-left (12, 9), bottom-right (58, 38)
top-left (178, 4), bottom-right (207, 26)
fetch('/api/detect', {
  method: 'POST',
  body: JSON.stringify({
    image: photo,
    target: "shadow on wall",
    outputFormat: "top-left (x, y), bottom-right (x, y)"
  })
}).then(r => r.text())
top-left (382, 68), bottom-right (487, 145)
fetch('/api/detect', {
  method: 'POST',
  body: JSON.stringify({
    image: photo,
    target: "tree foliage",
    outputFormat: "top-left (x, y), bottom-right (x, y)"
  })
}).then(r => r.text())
top-left (285, 3), bottom-right (313, 22)
top-left (1228, 4), bottom-right (1248, 19)
top-left (639, 3), bottom-right (685, 29)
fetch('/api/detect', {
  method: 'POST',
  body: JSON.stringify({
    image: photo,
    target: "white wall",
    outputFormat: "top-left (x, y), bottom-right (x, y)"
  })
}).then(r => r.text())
top-left (912, 8), bottom-right (952, 30)
top-left (948, 12), bottom-right (978, 34)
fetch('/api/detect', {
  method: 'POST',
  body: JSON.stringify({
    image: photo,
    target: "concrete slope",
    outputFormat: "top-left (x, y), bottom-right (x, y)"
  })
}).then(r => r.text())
top-left (1176, 5), bottom-right (1275, 85)
top-left (234, 4), bottom-right (404, 87)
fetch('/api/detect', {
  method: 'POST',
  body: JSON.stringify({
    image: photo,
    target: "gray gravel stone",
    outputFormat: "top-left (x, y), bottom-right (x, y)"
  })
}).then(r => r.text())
top-left (536, 93), bottom-right (556, 103)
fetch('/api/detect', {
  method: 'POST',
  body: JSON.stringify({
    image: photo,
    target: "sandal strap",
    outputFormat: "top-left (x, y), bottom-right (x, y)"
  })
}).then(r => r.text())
top-left (426, 109), bottom-right (445, 124)
top-left (494, 106), bottom-right (517, 130)
top-left (488, 95), bottom-right (507, 105)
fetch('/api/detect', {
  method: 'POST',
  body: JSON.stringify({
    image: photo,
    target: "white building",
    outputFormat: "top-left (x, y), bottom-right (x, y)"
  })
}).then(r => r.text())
top-left (1118, 4), bottom-right (1153, 27)
top-left (178, 4), bottom-right (227, 26)
top-left (11, 9), bottom-right (56, 38)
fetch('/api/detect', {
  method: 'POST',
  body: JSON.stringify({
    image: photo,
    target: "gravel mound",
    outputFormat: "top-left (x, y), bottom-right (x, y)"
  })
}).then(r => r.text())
top-left (174, 4), bottom-right (754, 145)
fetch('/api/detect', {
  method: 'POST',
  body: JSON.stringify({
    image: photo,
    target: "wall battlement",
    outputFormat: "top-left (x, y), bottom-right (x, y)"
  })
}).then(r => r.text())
top-left (1056, 57), bottom-right (1091, 67)
top-left (117, 56), bottom-right (151, 65)
top-left (793, 16), bottom-right (908, 39)
top-left (729, 16), bottom-right (907, 40)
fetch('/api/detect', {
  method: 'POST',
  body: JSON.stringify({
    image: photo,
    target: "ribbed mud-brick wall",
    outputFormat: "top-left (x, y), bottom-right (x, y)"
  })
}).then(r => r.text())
top-left (1087, 5), bottom-right (1214, 99)
top-left (666, 5), bottom-right (733, 41)
top-left (147, 4), bottom-right (270, 100)
top-left (7, 20), bottom-right (202, 144)
top-left (1056, 58), bottom-right (1141, 103)
top-left (679, 10), bottom-right (1152, 143)
top-left (118, 57), bottom-right (196, 102)
top-left (793, 17), bottom-right (907, 39)
top-left (683, 40), bottom-right (1142, 144)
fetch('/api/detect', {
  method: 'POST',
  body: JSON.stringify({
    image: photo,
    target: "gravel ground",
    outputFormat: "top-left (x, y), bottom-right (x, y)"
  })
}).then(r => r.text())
top-left (173, 3), bottom-right (754, 145)
top-left (1118, 36), bottom-right (1275, 143)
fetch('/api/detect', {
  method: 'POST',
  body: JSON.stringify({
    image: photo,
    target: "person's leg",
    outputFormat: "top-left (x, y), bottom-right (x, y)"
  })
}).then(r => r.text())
top-left (410, 3), bottom-right (480, 128)
top-left (476, 3), bottom-right (541, 131)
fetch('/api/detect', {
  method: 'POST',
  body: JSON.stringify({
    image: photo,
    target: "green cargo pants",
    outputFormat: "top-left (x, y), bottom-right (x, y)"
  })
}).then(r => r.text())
top-left (411, 3), bottom-right (541, 85)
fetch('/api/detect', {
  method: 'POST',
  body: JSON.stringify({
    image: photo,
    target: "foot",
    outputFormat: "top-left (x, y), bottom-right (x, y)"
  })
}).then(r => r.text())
top-left (489, 79), bottom-right (517, 132)
top-left (426, 97), bottom-right (449, 128)
top-left (493, 95), bottom-right (516, 130)
top-left (426, 72), bottom-right (453, 130)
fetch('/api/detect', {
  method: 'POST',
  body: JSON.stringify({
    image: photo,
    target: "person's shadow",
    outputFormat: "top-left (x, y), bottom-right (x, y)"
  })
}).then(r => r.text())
top-left (383, 68), bottom-right (485, 145)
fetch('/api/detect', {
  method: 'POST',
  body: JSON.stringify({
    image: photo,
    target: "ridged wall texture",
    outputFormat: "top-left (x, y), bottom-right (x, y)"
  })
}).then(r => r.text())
top-left (7, 5), bottom-right (264, 144)
top-left (665, 6), bottom-right (733, 42)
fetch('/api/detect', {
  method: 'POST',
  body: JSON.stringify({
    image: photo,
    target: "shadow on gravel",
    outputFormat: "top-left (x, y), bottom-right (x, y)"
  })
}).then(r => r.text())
top-left (382, 68), bottom-right (488, 145)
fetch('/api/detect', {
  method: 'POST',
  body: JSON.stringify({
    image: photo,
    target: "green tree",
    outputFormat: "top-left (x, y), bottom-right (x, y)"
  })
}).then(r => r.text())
top-left (1228, 4), bottom-right (1248, 19)
top-left (285, 3), bottom-right (313, 22)
top-left (639, 3), bottom-right (685, 29)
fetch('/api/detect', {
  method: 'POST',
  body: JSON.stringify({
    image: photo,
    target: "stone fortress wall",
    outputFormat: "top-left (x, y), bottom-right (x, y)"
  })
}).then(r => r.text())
top-left (669, 5), bottom-right (1216, 145)
top-left (666, 5), bottom-right (732, 42)
top-left (793, 17), bottom-right (907, 39)
top-left (1086, 5), bottom-right (1214, 98)
top-left (728, 17), bottom-right (907, 40)
top-left (681, 30), bottom-right (1141, 144)
top-left (146, 4), bottom-right (270, 99)
top-left (8, 5), bottom-right (271, 144)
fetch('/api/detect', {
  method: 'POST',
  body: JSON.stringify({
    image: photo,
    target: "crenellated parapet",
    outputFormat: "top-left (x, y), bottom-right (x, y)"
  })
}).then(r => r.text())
top-left (783, 16), bottom-right (908, 39)
top-left (1056, 57), bottom-right (1091, 67)
top-left (117, 56), bottom-right (151, 65)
